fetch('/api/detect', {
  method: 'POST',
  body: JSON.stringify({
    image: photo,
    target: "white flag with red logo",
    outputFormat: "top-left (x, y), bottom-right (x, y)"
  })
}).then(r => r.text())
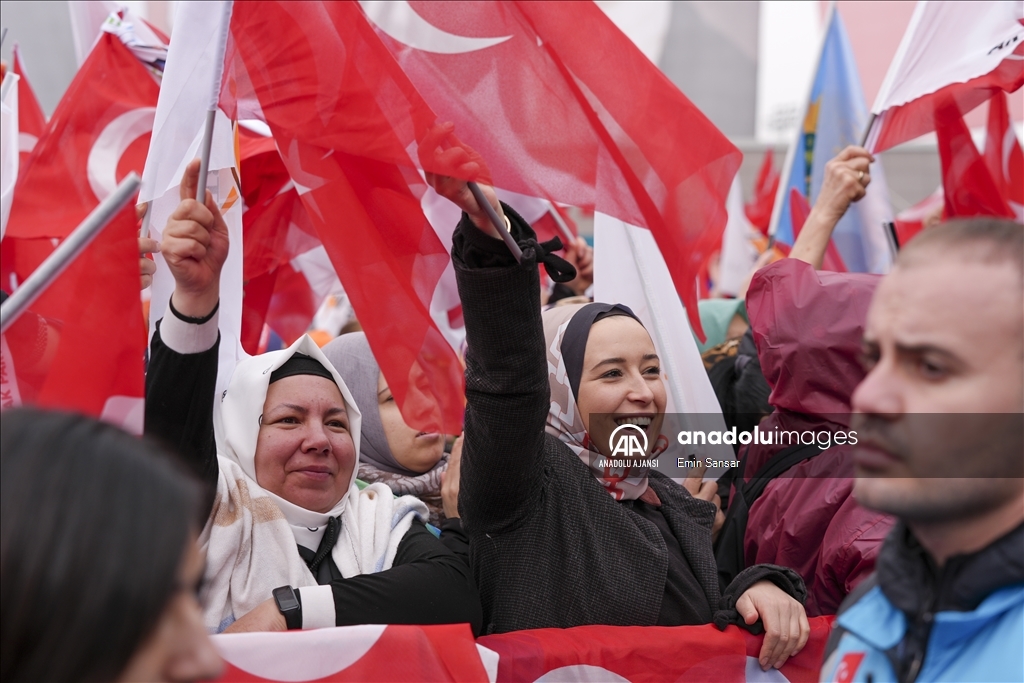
top-left (0, 202), bottom-right (147, 432)
top-left (866, 0), bottom-right (1024, 153)
top-left (360, 1), bottom-right (741, 340)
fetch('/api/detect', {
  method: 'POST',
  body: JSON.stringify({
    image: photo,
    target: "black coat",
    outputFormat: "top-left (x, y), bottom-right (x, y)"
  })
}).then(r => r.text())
top-left (454, 207), bottom-right (801, 635)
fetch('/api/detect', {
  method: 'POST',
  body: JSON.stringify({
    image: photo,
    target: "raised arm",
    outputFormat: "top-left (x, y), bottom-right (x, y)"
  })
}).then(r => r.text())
top-left (144, 159), bottom-right (230, 510)
top-left (789, 145), bottom-right (874, 268)
top-left (451, 201), bottom-right (553, 533)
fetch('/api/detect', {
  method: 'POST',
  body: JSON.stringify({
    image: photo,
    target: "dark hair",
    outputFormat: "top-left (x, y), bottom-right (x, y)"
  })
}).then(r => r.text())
top-left (900, 217), bottom-right (1024, 276)
top-left (1, 409), bottom-right (202, 683)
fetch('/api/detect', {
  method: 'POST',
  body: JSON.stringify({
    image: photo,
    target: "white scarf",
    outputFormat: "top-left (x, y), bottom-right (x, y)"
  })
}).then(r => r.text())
top-left (198, 335), bottom-right (427, 632)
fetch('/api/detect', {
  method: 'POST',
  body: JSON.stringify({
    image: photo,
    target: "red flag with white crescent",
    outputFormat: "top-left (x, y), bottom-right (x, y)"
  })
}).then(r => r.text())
top-left (359, 0), bottom-right (741, 338)
top-left (5, 32), bottom-right (159, 241)
top-left (0, 202), bottom-right (146, 432)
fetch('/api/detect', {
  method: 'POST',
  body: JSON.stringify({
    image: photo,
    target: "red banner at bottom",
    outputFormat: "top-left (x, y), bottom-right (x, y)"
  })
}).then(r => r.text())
top-left (213, 617), bottom-right (834, 682)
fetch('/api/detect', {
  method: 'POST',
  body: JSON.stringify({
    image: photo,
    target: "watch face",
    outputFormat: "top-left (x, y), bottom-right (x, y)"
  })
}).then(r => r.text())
top-left (273, 586), bottom-right (300, 612)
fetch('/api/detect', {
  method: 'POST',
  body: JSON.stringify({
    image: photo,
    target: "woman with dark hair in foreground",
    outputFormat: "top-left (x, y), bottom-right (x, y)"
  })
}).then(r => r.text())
top-left (0, 408), bottom-right (222, 683)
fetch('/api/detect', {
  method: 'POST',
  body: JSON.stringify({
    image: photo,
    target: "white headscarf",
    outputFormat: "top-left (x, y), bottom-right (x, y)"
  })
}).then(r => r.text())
top-left (199, 335), bottom-right (427, 632)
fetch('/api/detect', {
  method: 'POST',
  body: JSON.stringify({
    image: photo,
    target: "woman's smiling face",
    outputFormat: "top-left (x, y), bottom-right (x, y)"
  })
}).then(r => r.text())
top-left (575, 316), bottom-right (666, 457)
top-left (253, 375), bottom-right (355, 512)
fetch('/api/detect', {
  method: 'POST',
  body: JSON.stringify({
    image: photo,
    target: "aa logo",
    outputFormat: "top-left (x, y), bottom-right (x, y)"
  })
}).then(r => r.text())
top-left (609, 423), bottom-right (649, 458)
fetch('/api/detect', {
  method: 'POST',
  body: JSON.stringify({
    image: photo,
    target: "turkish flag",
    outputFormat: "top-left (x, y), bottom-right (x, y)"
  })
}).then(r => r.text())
top-left (0, 202), bottom-right (146, 432)
top-left (236, 127), bottom-right (327, 353)
top-left (983, 91), bottom-right (1024, 221)
top-left (479, 618), bottom-right (834, 683)
top-left (221, 1), bottom-right (473, 433)
top-left (746, 149), bottom-right (780, 234)
top-left (893, 186), bottom-right (944, 246)
top-left (11, 46), bottom-right (48, 170)
top-left (361, 0), bottom-right (741, 339)
top-left (936, 101), bottom-right (1015, 219)
top-left (213, 624), bottom-right (488, 682)
top-left (6, 32), bottom-right (159, 241)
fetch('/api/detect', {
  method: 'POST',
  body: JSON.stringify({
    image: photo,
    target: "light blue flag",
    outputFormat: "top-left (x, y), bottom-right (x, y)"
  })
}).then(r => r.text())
top-left (771, 8), bottom-right (893, 273)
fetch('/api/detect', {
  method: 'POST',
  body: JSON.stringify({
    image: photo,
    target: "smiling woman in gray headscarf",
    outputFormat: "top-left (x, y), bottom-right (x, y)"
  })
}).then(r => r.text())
top-left (322, 332), bottom-right (449, 524)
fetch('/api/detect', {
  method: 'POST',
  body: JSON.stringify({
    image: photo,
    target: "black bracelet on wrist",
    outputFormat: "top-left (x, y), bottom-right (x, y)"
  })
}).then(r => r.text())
top-left (168, 297), bottom-right (219, 325)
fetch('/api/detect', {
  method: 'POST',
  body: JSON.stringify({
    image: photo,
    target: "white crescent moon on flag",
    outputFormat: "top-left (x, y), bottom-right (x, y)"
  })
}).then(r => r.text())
top-left (18, 132), bottom-right (38, 154)
top-left (359, 0), bottom-right (512, 54)
top-left (87, 106), bottom-right (156, 201)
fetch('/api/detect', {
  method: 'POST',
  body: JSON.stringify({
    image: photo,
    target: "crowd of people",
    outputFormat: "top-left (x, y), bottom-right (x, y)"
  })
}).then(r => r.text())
top-left (1, 139), bottom-right (1022, 683)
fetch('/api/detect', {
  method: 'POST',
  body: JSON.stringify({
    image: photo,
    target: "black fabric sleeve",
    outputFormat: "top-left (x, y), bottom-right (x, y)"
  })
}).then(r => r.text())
top-left (144, 320), bottom-right (220, 514)
top-left (330, 522), bottom-right (482, 634)
top-left (713, 563), bottom-right (808, 633)
top-left (451, 204), bottom-right (552, 534)
top-left (438, 517), bottom-right (470, 565)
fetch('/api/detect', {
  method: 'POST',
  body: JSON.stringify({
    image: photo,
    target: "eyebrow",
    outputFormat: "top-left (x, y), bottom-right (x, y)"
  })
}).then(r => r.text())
top-left (893, 343), bottom-right (961, 362)
top-left (590, 353), bottom-right (660, 370)
top-left (275, 404), bottom-right (347, 417)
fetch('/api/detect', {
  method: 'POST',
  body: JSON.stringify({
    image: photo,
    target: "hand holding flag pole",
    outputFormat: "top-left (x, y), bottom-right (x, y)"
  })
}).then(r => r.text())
top-left (467, 181), bottom-right (522, 262)
top-left (1, 173), bottom-right (141, 333)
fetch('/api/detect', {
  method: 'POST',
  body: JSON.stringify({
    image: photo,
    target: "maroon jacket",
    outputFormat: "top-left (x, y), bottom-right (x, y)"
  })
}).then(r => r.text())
top-left (739, 259), bottom-right (894, 616)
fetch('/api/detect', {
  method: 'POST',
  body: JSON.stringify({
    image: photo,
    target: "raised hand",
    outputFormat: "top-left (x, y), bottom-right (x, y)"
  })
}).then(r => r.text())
top-left (161, 159), bottom-right (230, 317)
top-left (419, 122), bottom-right (502, 238)
top-left (790, 146), bottom-right (874, 268)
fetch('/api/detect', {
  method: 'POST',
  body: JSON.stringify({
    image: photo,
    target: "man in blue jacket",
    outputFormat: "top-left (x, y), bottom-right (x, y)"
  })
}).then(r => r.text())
top-left (820, 218), bottom-right (1023, 683)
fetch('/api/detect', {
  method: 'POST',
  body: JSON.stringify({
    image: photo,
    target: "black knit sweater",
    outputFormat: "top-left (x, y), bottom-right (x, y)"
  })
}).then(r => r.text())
top-left (454, 205), bottom-right (804, 635)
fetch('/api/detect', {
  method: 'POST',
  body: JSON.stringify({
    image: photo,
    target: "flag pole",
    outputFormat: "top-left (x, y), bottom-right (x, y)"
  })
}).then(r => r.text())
top-left (859, 113), bottom-right (877, 148)
top-left (546, 200), bottom-right (577, 245)
top-left (0, 173), bottom-right (141, 334)
top-left (467, 181), bottom-right (522, 261)
top-left (195, 108), bottom-right (217, 203)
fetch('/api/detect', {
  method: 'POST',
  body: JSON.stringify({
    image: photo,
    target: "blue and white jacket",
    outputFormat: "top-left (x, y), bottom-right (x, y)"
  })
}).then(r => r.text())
top-left (821, 522), bottom-right (1023, 683)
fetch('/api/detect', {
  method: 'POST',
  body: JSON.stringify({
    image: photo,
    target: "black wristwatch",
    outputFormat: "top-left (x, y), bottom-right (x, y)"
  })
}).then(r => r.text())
top-left (272, 585), bottom-right (302, 630)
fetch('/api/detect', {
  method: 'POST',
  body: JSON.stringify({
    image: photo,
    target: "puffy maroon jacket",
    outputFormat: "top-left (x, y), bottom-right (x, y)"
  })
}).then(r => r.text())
top-left (740, 259), bottom-right (894, 616)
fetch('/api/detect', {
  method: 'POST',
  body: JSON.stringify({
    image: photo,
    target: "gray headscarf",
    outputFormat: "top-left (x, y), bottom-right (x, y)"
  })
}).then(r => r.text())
top-left (322, 333), bottom-right (449, 523)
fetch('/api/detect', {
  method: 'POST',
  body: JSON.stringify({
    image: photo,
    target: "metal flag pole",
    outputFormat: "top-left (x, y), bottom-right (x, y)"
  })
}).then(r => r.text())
top-left (0, 173), bottom-right (141, 334)
top-left (859, 113), bottom-right (877, 148)
top-left (195, 108), bottom-right (217, 203)
top-left (467, 181), bottom-right (522, 261)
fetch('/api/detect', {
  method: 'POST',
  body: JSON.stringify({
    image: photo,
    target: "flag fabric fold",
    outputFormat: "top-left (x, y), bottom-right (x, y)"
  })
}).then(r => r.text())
top-left (866, 0), bottom-right (1024, 154)
top-left (935, 101), bottom-right (1015, 219)
top-left (220, 0), bottom-right (467, 433)
top-left (11, 46), bottom-right (47, 169)
top-left (982, 91), bottom-right (1024, 221)
top-left (361, 0), bottom-right (741, 339)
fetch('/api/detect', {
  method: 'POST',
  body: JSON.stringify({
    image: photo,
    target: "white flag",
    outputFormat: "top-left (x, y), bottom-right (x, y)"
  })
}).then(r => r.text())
top-left (867, 0), bottom-right (1024, 153)
top-left (141, 0), bottom-right (245, 399)
top-left (716, 178), bottom-right (759, 298)
top-left (594, 213), bottom-right (734, 478)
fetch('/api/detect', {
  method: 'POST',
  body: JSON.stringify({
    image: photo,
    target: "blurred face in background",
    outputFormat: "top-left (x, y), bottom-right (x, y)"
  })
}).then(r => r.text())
top-left (851, 255), bottom-right (1024, 522)
top-left (377, 372), bottom-right (446, 473)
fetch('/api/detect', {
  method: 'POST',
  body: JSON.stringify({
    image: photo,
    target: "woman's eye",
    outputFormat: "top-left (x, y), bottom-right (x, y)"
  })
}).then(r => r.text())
top-left (327, 420), bottom-right (347, 429)
top-left (279, 416), bottom-right (300, 424)
top-left (643, 366), bottom-right (661, 376)
top-left (600, 369), bottom-right (622, 379)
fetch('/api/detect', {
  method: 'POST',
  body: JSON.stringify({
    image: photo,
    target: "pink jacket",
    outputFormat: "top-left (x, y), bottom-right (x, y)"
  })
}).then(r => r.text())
top-left (740, 260), bottom-right (894, 616)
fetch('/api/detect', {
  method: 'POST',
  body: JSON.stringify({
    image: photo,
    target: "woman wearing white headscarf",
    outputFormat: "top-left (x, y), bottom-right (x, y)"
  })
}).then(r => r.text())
top-left (145, 161), bottom-right (480, 634)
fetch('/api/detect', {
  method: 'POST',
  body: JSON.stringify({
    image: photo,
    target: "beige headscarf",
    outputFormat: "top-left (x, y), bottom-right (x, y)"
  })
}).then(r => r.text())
top-left (542, 303), bottom-right (668, 501)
